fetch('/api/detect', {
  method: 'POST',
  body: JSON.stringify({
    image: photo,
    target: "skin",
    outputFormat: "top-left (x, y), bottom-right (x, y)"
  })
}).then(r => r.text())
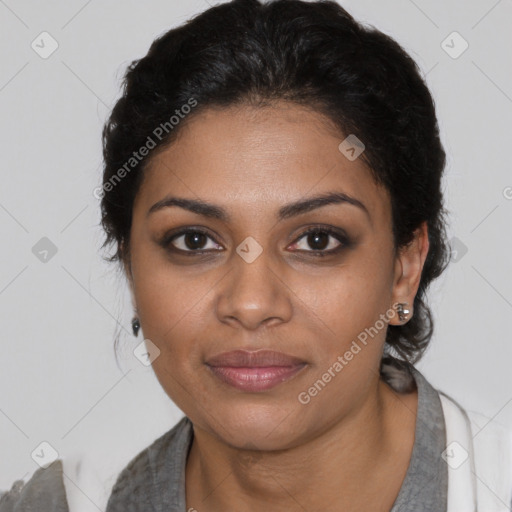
top-left (123, 101), bottom-right (429, 511)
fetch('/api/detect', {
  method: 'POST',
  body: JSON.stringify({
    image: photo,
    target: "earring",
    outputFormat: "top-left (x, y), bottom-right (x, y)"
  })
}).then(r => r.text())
top-left (131, 317), bottom-right (140, 337)
top-left (396, 302), bottom-right (410, 323)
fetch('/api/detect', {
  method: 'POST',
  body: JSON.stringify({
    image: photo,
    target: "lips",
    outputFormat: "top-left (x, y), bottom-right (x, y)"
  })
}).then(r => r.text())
top-left (206, 349), bottom-right (305, 367)
top-left (205, 349), bottom-right (307, 392)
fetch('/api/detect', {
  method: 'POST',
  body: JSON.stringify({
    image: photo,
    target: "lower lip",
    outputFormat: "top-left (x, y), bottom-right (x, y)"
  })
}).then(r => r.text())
top-left (206, 365), bottom-right (306, 392)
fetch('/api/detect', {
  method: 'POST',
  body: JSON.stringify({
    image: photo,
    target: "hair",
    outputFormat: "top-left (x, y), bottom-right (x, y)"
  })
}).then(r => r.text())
top-left (99, 0), bottom-right (451, 376)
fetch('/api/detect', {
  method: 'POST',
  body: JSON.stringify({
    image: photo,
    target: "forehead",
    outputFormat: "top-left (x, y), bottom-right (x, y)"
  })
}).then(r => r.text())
top-left (135, 102), bottom-right (391, 225)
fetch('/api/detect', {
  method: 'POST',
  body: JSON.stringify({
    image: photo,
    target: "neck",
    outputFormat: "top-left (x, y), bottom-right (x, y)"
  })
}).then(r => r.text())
top-left (185, 376), bottom-right (417, 512)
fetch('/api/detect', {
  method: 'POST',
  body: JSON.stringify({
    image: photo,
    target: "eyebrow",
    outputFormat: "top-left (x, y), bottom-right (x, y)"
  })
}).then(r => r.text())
top-left (147, 191), bottom-right (370, 222)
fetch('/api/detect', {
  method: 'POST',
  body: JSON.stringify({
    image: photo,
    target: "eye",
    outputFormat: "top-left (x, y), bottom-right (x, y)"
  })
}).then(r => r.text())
top-left (162, 228), bottom-right (223, 254)
top-left (289, 227), bottom-right (350, 255)
top-left (159, 225), bottom-right (351, 257)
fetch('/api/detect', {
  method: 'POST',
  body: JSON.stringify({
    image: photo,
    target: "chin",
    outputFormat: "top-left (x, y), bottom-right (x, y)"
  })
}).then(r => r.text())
top-left (202, 402), bottom-right (304, 450)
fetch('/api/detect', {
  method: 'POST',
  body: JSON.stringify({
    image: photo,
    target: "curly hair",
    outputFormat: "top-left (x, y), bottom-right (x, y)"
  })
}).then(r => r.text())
top-left (99, 0), bottom-right (451, 368)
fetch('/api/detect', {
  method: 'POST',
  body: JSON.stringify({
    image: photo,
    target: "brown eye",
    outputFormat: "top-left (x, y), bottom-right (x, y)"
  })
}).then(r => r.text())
top-left (180, 232), bottom-right (208, 250)
top-left (305, 231), bottom-right (331, 251)
top-left (162, 228), bottom-right (223, 254)
top-left (290, 227), bottom-right (351, 255)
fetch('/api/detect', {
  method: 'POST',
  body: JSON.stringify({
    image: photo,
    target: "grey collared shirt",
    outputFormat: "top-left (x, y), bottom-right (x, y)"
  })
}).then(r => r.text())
top-left (0, 365), bottom-right (448, 511)
top-left (390, 366), bottom-right (448, 511)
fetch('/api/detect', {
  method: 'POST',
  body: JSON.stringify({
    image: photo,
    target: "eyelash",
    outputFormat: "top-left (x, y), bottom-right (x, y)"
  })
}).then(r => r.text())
top-left (159, 225), bottom-right (351, 258)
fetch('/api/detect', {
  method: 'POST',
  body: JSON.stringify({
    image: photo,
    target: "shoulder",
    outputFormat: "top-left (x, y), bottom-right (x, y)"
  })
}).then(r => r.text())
top-left (438, 390), bottom-right (512, 509)
top-left (0, 416), bottom-right (193, 512)
top-left (438, 390), bottom-right (512, 448)
top-left (0, 459), bottom-right (68, 512)
top-left (111, 415), bottom-right (191, 482)
top-left (464, 404), bottom-right (512, 475)
top-left (106, 415), bottom-right (192, 509)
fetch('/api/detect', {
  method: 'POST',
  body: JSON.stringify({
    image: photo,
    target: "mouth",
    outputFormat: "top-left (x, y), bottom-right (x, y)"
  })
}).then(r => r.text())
top-left (205, 349), bottom-right (307, 392)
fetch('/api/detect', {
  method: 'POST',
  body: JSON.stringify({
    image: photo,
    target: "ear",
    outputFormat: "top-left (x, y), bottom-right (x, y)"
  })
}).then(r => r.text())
top-left (389, 221), bottom-right (430, 326)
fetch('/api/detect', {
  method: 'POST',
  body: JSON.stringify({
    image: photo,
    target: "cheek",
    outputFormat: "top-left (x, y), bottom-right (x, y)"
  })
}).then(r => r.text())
top-left (132, 238), bottom-right (200, 318)
top-left (133, 265), bottom-right (214, 409)
top-left (294, 258), bottom-right (392, 341)
top-left (292, 269), bottom-right (392, 414)
top-left (130, 250), bottom-right (213, 363)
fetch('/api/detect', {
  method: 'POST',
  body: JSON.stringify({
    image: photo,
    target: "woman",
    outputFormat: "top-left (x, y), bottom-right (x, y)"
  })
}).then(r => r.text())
top-left (1, 0), bottom-right (511, 510)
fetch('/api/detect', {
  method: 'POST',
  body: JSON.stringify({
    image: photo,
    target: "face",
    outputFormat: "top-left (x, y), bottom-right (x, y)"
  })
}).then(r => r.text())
top-left (125, 101), bottom-right (426, 450)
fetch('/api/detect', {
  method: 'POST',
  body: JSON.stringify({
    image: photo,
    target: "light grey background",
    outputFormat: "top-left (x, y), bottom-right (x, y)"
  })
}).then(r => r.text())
top-left (1, 0), bottom-right (511, 491)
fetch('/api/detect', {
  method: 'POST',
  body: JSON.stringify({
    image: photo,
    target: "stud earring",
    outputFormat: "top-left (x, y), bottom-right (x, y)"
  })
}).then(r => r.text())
top-left (396, 302), bottom-right (410, 323)
top-left (131, 317), bottom-right (141, 337)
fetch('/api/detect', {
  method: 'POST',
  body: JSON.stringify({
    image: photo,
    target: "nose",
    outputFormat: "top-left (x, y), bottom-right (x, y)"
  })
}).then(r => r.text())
top-left (215, 245), bottom-right (293, 331)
